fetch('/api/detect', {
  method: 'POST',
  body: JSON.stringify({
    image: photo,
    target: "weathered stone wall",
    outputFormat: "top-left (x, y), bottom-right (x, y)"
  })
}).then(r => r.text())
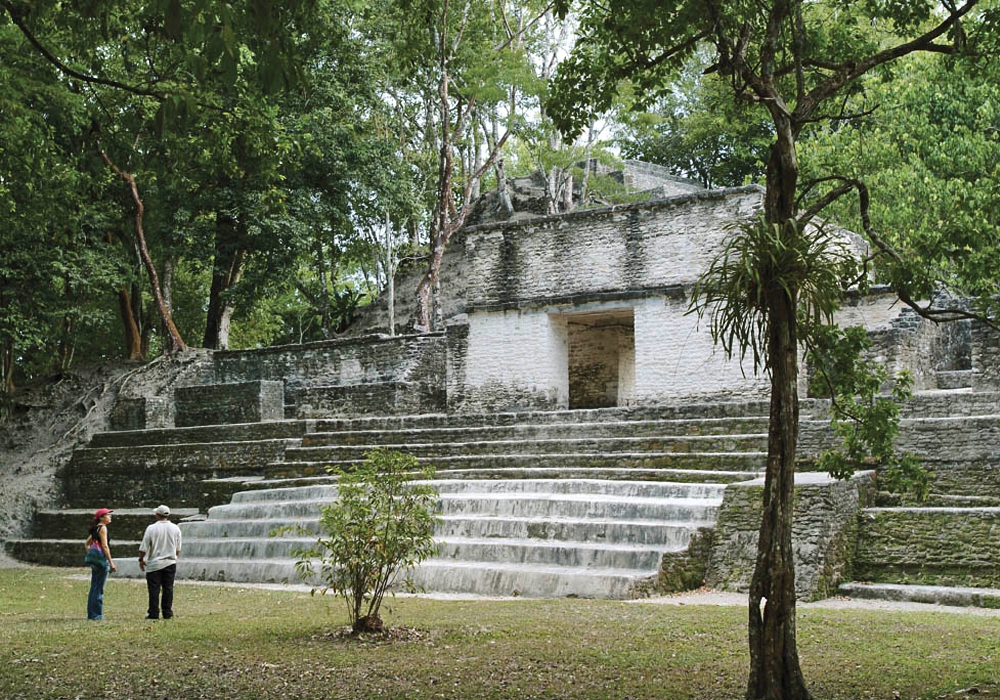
top-left (972, 320), bottom-right (1000, 390)
top-left (109, 396), bottom-right (172, 431)
top-left (174, 381), bottom-right (284, 427)
top-left (651, 527), bottom-right (716, 595)
top-left (855, 507), bottom-right (1000, 587)
top-left (211, 333), bottom-right (447, 414)
top-left (705, 471), bottom-right (875, 600)
top-left (59, 440), bottom-right (294, 509)
top-left (463, 187), bottom-right (763, 308)
top-left (826, 294), bottom-right (971, 393)
top-left (296, 381), bottom-right (445, 418)
top-left (448, 311), bottom-right (568, 412)
top-left (632, 295), bottom-right (770, 403)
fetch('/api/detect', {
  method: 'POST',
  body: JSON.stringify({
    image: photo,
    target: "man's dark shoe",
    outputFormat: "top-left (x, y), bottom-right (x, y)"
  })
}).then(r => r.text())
top-left (145, 615), bottom-right (158, 620)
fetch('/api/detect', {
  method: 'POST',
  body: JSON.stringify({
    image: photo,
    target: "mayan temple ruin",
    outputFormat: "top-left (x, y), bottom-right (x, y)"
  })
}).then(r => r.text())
top-left (7, 161), bottom-right (1000, 605)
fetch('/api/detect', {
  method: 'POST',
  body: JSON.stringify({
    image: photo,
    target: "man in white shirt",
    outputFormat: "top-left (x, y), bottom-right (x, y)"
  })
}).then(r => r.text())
top-left (138, 504), bottom-right (183, 620)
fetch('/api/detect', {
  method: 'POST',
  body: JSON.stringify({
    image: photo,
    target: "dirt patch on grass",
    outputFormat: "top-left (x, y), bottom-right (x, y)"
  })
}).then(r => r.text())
top-left (313, 625), bottom-right (435, 646)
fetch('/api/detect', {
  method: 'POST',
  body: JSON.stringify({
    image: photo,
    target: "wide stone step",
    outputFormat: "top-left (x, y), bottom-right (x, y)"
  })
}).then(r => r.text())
top-left (404, 560), bottom-right (654, 599)
top-left (436, 492), bottom-right (720, 521)
top-left (180, 536), bottom-right (319, 560)
top-left (4, 539), bottom-right (141, 567)
top-left (286, 434), bottom-right (768, 462)
top-left (898, 390), bottom-right (1000, 418)
top-left (207, 499), bottom-right (328, 521)
top-left (433, 514), bottom-right (707, 546)
top-left (300, 417), bottom-right (772, 447)
top-left (309, 402), bottom-right (775, 433)
top-left (113, 556), bottom-right (660, 598)
top-left (267, 452), bottom-right (767, 479)
top-left (221, 478), bottom-right (725, 505)
top-left (838, 582), bottom-right (1000, 609)
top-left (89, 420), bottom-right (309, 448)
top-left (436, 537), bottom-right (668, 570)
top-left (31, 508), bottom-right (199, 540)
top-left (207, 491), bottom-right (719, 523)
top-left (181, 517), bottom-right (323, 539)
top-left (116, 557), bottom-right (304, 585)
top-left (431, 478), bottom-right (727, 500)
top-left (923, 493), bottom-right (1000, 508)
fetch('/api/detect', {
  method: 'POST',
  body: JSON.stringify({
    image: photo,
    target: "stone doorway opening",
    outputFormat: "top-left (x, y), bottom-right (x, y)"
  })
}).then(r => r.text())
top-left (566, 308), bottom-right (635, 409)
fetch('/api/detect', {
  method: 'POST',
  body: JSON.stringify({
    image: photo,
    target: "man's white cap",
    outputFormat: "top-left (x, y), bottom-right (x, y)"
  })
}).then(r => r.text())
top-left (154, 504), bottom-right (170, 516)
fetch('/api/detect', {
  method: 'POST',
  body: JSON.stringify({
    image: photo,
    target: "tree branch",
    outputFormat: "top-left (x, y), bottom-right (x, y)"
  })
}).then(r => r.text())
top-left (1, 0), bottom-right (167, 100)
top-left (798, 175), bottom-right (999, 330)
top-left (796, 0), bottom-right (979, 121)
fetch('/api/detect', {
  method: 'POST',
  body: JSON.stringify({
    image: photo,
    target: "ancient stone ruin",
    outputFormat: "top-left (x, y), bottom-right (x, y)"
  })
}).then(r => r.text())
top-left (7, 161), bottom-right (1000, 604)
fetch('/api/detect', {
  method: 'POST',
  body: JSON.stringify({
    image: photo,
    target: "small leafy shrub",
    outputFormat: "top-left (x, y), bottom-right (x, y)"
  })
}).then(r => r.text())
top-left (293, 448), bottom-right (440, 633)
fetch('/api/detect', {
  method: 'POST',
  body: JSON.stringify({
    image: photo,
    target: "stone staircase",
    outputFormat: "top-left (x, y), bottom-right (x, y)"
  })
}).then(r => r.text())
top-left (830, 389), bottom-right (1000, 607)
top-left (22, 401), bottom-right (782, 599)
top-left (146, 403), bottom-right (780, 597)
top-left (115, 476), bottom-right (726, 598)
top-left (9, 389), bottom-right (999, 604)
top-left (267, 405), bottom-right (775, 482)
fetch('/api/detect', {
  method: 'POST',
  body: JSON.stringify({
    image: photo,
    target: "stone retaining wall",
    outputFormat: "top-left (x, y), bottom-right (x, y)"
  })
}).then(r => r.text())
top-left (109, 396), bottom-right (173, 431)
top-left (705, 471), bottom-right (875, 600)
top-left (855, 507), bottom-right (1000, 587)
top-left (59, 440), bottom-right (292, 509)
top-left (211, 333), bottom-right (446, 415)
top-left (174, 380), bottom-right (284, 427)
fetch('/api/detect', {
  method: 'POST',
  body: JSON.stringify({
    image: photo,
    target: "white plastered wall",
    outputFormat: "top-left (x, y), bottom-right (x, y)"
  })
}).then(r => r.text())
top-left (631, 296), bottom-right (770, 402)
top-left (461, 309), bottom-right (569, 409)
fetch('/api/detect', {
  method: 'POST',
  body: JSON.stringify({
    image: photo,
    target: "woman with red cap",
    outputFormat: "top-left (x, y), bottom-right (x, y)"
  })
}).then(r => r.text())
top-left (84, 508), bottom-right (117, 620)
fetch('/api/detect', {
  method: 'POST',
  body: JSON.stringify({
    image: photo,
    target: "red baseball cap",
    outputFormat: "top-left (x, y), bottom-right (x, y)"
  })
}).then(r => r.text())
top-left (94, 508), bottom-right (114, 519)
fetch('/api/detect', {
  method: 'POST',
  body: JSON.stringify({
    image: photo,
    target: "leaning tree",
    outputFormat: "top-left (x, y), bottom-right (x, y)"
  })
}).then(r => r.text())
top-left (548, 2), bottom-right (999, 699)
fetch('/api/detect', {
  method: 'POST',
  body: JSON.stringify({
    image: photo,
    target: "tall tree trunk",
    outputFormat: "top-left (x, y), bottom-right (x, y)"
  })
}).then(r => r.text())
top-left (203, 212), bottom-right (246, 350)
top-left (415, 23), bottom-right (456, 333)
top-left (55, 277), bottom-right (75, 371)
top-left (746, 135), bottom-right (811, 700)
top-left (101, 151), bottom-right (186, 354)
top-left (117, 287), bottom-right (144, 360)
top-left (1, 340), bottom-right (13, 394)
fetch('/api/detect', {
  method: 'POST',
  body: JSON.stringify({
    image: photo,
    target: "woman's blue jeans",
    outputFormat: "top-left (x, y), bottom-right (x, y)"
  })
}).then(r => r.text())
top-left (87, 561), bottom-right (110, 620)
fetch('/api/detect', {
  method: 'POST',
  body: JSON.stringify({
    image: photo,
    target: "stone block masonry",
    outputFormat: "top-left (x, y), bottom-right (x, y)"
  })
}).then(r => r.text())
top-left (705, 471), bottom-right (875, 601)
top-left (212, 333), bottom-right (447, 414)
top-left (174, 381), bottom-right (284, 427)
top-left (855, 507), bottom-right (1000, 588)
top-left (59, 439), bottom-right (292, 510)
top-left (109, 396), bottom-right (172, 431)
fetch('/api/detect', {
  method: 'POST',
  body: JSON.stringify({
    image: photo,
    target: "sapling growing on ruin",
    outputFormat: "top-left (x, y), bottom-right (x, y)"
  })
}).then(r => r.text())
top-left (293, 448), bottom-right (440, 633)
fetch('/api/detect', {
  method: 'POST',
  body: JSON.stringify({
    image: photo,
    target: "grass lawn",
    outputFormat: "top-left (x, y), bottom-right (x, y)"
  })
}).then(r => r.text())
top-left (1, 567), bottom-right (998, 700)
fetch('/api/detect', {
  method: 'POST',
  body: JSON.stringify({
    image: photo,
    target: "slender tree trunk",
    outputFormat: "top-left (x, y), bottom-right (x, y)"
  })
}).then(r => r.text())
top-left (100, 152), bottom-right (186, 354)
top-left (415, 22), bottom-right (455, 333)
top-left (117, 287), bottom-right (144, 360)
top-left (55, 276), bottom-right (75, 371)
top-left (496, 157), bottom-right (513, 215)
top-left (746, 135), bottom-right (811, 700)
top-left (204, 212), bottom-right (246, 350)
top-left (1, 340), bottom-right (13, 394)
